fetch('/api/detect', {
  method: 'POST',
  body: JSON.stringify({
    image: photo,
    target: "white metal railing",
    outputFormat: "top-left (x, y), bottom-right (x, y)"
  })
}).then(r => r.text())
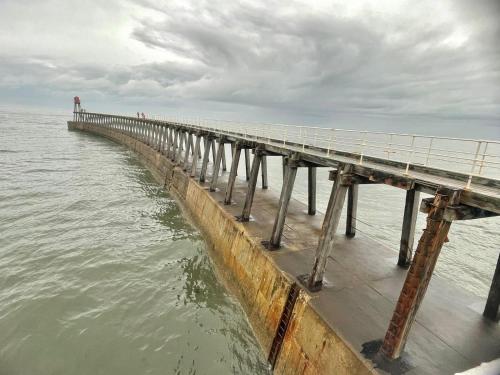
top-left (77, 112), bottom-right (500, 189)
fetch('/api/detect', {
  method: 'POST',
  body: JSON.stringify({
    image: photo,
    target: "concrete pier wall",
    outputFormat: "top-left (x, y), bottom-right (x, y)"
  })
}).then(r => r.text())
top-left (68, 121), bottom-right (376, 375)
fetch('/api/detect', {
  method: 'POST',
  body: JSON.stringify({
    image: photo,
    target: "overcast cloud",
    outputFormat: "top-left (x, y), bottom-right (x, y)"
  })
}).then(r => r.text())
top-left (0, 0), bottom-right (499, 133)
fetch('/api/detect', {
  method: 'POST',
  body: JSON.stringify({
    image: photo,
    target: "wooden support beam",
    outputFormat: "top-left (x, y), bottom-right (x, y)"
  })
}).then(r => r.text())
top-left (261, 155), bottom-right (269, 189)
top-left (211, 138), bottom-right (216, 162)
top-left (166, 128), bottom-right (172, 156)
top-left (308, 166), bottom-right (317, 215)
top-left (199, 136), bottom-right (212, 183)
top-left (307, 164), bottom-right (352, 291)
top-left (380, 189), bottom-right (461, 360)
top-left (171, 129), bottom-right (178, 160)
top-left (245, 149), bottom-right (251, 181)
top-left (269, 160), bottom-right (297, 248)
top-left (189, 134), bottom-right (194, 156)
top-left (398, 188), bottom-right (420, 267)
top-left (160, 127), bottom-right (167, 154)
top-left (346, 184), bottom-right (358, 237)
top-left (190, 135), bottom-right (201, 178)
top-left (484, 254), bottom-right (500, 321)
top-left (183, 133), bottom-right (192, 171)
top-left (175, 131), bottom-right (184, 162)
top-left (210, 140), bottom-right (225, 192)
top-left (282, 156), bottom-right (286, 182)
top-left (221, 144), bottom-right (227, 171)
top-left (239, 150), bottom-right (262, 221)
top-left (225, 143), bottom-right (241, 205)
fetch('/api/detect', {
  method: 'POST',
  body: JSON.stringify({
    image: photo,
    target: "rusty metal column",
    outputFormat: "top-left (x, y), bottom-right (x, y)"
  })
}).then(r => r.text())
top-left (380, 189), bottom-right (461, 359)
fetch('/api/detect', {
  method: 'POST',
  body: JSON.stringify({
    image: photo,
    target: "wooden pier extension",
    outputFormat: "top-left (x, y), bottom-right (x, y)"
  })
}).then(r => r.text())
top-left (69, 110), bottom-right (500, 375)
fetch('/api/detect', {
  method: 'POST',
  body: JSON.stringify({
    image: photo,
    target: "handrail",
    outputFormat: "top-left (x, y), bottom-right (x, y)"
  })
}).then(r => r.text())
top-left (74, 111), bottom-right (500, 189)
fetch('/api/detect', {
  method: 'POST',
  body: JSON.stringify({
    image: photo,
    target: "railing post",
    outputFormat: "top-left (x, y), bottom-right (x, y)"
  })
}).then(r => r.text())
top-left (404, 136), bottom-right (416, 175)
top-left (466, 141), bottom-right (482, 190)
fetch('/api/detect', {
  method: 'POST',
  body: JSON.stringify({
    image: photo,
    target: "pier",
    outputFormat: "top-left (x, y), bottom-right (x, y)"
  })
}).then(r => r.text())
top-left (69, 109), bottom-right (499, 374)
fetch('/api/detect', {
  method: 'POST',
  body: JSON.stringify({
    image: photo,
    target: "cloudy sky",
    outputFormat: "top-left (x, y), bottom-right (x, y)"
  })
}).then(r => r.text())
top-left (0, 0), bottom-right (499, 133)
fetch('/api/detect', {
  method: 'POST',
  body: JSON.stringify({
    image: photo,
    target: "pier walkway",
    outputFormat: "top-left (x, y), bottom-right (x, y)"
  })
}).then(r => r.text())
top-left (71, 110), bottom-right (500, 374)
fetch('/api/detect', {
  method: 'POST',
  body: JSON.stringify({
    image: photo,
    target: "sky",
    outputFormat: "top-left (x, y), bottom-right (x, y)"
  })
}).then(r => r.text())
top-left (0, 0), bottom-right (499, 134)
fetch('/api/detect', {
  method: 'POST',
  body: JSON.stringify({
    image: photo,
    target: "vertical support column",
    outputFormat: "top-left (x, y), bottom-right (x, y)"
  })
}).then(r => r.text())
top-left (171, 129), bottom-right (178, 160)
top-left (183, 133), bottom-right (193, 170)
top-left (189, 134), bottom-right (195, 156)
top-left (161, 126), bottom-right (168, 154)
top-left (307, 164), bottom-right (352, 291)
top-left (225, 143), bottom-right (241, 205)
top-left (165, 127), bottom-right (172, 156)
top-left (239, 150), bottom-right (262, 221)
top-left (484, 254), bottom-right (500, 321)
top-left (380, 189), bottom-right (460, 359)
top-left (308, 166), bottom-right (317, 215)
top-left (211, 139), bottom-right (217, 162)
top-left (199, 136), bottom-right (212, 183)
top-left (156, 126), bottom-right (163, 151)
top-left (190, 135), bottom-right (201, 178)
top-left (210, 139), bottom-right (225, 192)
top-left (221, 145), bottom-right (227, 171)
top-left (398, 188), bottom-right (421, 267)
top-left (282, 156), bottom-right (286, 182)
top-left (244, 149), bottom-right (251, 181)
top-left (345, 184), bottom-right (358, 237)
top-left (269, 159), bottom-right (297, 248)
top-left (176, 131), bottom-right (184, 162)
top-left (261, 155), bottom-right (268, 189)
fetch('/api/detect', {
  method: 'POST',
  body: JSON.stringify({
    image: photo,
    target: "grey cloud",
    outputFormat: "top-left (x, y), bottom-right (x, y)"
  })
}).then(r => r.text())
top-left (0, 0), bottom-right (499, 127)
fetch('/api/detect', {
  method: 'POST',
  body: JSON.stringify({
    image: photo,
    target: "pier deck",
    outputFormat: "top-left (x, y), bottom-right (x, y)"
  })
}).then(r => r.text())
top-left (69, 113), bottom-right (500, 374)
top-left (203, 170), bottom-right (500, 375)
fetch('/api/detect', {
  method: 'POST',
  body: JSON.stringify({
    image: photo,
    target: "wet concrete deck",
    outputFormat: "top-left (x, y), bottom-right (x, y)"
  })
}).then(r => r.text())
top-left (200, 167), bottom-right (500, 375)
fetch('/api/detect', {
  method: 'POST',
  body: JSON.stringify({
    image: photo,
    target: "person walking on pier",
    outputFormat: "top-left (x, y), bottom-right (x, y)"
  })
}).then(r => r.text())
top-left (141, 112), bottom-right (145, 119)
top-left (137, 112), bottom-right (140, 118)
